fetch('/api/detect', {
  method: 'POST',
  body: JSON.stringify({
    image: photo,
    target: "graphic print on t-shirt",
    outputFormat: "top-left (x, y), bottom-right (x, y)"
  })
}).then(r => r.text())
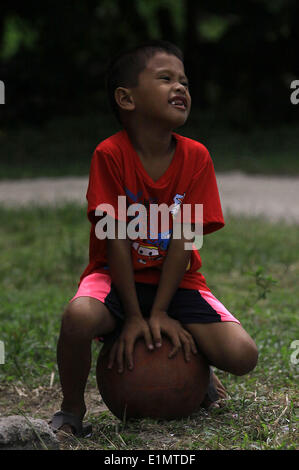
top-left (125, 187), bottom-right (188, 269)
top-left (125, 188), bottom-right (190, 270)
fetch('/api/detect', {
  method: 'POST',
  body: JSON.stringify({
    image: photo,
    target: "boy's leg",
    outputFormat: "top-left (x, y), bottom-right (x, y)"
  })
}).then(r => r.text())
top-left (57, 296), bottom-right (117, 420)
top-left (184, 321), bottom-right (258, 376)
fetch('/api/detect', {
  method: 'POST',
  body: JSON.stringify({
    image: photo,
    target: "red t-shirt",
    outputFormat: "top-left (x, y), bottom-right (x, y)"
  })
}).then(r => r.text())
top-left (80, 130), bottom-right (224, 291)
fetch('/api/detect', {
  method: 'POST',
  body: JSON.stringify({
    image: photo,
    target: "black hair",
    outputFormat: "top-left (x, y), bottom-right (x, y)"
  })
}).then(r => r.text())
top-left (106, 40), bottom-right (184, 123)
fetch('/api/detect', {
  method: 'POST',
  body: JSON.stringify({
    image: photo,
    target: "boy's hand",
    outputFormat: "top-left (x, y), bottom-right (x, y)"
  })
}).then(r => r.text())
top-left (148, 310), bottom-right (198, 362)
top-left (107, 316), bottom-right (154, 373)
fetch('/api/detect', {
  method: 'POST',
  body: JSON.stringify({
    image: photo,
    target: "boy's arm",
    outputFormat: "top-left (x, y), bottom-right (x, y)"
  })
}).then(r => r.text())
top-left (107, 237), bottom-right (142, 318)
top-left (148, 223), bottom-right (198, 360)
top-left (106, 220), bottom-right (154, 372)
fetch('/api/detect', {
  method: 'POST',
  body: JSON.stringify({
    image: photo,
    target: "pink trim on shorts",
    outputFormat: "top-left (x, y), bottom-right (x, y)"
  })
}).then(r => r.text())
top-left (198, 290), bottom-right (240, 324)
top-left (70, 272), bottom-right (240, 324)
top-left (70, 272), bottom-right (112, 304)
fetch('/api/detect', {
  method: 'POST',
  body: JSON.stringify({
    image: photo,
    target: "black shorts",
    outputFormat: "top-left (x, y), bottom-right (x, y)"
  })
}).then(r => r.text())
top-left (70, 273), bottom-right (239, 339)
top-left (106, 282), bottom-right (229, 325)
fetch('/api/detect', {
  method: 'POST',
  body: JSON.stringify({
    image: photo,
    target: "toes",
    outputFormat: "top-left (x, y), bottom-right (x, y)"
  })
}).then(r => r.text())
top-left (56, 424), bottom-right (75, 442)
top-left (212, 373), bottom-right (227, 398)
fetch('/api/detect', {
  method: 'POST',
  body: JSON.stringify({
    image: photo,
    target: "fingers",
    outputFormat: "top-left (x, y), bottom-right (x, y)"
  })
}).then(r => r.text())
top-left (183, 330), bottom-right (198, 356)
top-left (143, 328), bottom-right (155, 351)
top-left (168, 335), bottom-right (181, 359)
top-left (178, 331), bottom-right (192, 362)
top-left (107, 323), bottom-right (154, 373)
top-left (116, 340), bottom-right (125, 373)
top-left (150, 324), bottom-right (162, 348)
top-left (168, 329), bottom-right (198, 362)
top-left (109, 338), bottom-right (132, 373)
top-left (106, 322), bottom-right (197, 372)
top-left (149, 315), bottom-right (198, 361)
top-left (107, 341), bottom-right (118, 370)
top-left (124, 339), bottom-right (135, 371)
top-left (148, 318), bottom-right (163, 348)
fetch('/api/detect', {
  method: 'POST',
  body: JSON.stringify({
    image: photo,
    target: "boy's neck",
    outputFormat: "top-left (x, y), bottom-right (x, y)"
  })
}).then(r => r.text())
top-left (125, 125), bottom-right (175, 161)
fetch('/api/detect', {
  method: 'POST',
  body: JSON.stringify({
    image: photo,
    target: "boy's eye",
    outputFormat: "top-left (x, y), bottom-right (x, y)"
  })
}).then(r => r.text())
top-left (159, 76), bottom-right (189, 88)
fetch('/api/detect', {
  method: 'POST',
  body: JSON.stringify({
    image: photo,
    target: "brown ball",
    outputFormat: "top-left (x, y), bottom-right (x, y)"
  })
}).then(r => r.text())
top-left (96, 335), bottom-right (210, 421)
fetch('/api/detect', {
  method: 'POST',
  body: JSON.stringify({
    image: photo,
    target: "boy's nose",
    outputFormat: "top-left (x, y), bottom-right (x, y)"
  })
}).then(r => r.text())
top-left (174, 82), bottom-right (186, 93)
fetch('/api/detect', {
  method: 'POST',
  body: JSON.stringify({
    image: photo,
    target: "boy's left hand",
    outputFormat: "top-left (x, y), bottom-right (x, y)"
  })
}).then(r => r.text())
top-left (148, 310), bottom-right (198, 362)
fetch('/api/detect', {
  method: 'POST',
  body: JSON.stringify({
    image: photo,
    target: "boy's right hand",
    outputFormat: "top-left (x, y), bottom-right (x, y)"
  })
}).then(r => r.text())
top-left (107, 316), bottom-right (154, 373)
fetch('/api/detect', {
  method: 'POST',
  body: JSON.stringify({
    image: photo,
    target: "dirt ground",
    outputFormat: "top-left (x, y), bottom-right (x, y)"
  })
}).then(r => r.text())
top-left (0, 172), bottom-right (298, 223)
top-left (0, 381), bottom-right (108, 423)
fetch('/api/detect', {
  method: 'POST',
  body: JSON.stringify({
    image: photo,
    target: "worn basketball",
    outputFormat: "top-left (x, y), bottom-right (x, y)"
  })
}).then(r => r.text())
top-left (96, 335), bottom-right (210, 420)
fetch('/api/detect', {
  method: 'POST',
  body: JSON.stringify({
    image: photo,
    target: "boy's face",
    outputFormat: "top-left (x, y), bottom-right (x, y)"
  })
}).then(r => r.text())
top-left (130, 52), bottom-right (191, 128)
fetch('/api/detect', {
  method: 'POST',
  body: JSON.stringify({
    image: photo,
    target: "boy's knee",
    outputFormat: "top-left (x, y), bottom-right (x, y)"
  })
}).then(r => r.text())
top-left (61, 297), bottom-right (116, 339)
top-left (228, 339), bottom-right (259, 376)
top-left (61, 300), bottom-right (93, 338)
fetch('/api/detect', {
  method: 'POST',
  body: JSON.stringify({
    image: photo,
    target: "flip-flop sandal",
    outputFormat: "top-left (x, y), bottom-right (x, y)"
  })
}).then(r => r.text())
top-left (49, 411), bottom-right (92, 438)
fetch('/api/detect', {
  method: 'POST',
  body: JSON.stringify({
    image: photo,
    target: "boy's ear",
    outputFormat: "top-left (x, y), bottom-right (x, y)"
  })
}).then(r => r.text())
top-left (114, 87), bottom-right (135, 112)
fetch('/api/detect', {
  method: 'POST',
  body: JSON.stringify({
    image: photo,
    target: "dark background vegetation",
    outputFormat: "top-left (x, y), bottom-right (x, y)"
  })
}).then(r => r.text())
top-left (0, 0), bottom-right (298, 177)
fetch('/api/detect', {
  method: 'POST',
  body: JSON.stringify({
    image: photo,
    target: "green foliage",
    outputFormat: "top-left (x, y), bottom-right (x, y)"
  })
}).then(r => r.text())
top-left (136, 0), bottom-right (185, 37)
top-left (249, 266), bottom-right (278, 302)
top-left (0, 113), bottom-right (298, 179)
top-left (0, 16), bottom-right (38, 60)
top-left (198, 15), bottom-right (233, 42)
top-left (0, 0), bottom-right (298, 127)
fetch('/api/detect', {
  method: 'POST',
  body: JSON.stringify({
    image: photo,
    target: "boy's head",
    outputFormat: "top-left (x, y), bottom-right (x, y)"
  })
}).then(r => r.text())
top-left (106, 40), bottom-right (191, 128)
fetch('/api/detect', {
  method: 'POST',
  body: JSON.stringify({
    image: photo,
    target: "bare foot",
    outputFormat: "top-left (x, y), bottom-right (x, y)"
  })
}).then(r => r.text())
top-left (213, 372), bottom-right (227, 400)
top-left (201, 371), bottom-right (228, 409)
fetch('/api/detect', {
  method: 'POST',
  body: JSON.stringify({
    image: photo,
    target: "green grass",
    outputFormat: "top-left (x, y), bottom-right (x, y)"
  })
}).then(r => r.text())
top-left (0, 205), bottom-right (298, 450)
top-left (0, 113), bottom-right (299, 179)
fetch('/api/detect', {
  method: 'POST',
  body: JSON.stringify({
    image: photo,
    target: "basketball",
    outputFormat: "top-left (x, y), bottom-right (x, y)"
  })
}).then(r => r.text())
top-left (96, 335), bottom-right (210, 421)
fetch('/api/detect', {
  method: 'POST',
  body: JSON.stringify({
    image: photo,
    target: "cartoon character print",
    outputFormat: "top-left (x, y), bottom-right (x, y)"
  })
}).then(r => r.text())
top-left (125, 188), bottom-right (190, 270)
top-left (132, 242), bottom-right (162, 265)
top-left (170, 193), bottom-right (186, 217)
top-left (131, 230), bottom-right (171, 266)
top-left (170, 192), bottom-right (191, 271)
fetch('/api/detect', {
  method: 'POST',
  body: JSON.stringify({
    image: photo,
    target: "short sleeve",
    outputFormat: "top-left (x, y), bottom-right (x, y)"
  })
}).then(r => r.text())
top-left (181, 151), bottom-right (225, 235)
top-left (86, 149), bottom-right (127, 222)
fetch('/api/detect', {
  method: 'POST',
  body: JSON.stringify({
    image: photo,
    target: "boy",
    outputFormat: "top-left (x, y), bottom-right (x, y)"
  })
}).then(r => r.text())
top-left (50, 40), bottom-right (258, 437)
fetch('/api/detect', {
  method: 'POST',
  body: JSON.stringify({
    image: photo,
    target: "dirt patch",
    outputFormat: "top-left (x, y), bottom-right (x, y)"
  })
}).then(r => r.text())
top-left (0, 172), bottom-right (298, 223)
top-left (217, 172), bottom-right (299, 224)
top-left (0, 382), bottom-right (108, 423)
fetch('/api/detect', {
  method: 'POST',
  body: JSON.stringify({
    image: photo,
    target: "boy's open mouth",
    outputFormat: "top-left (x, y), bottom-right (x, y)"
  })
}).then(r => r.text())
top-left (169, 95), bottom-right (187, 110)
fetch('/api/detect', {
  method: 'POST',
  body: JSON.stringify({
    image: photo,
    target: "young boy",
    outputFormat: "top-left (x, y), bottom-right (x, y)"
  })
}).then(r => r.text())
top-left (50, 40), bottom-right (258, 437)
